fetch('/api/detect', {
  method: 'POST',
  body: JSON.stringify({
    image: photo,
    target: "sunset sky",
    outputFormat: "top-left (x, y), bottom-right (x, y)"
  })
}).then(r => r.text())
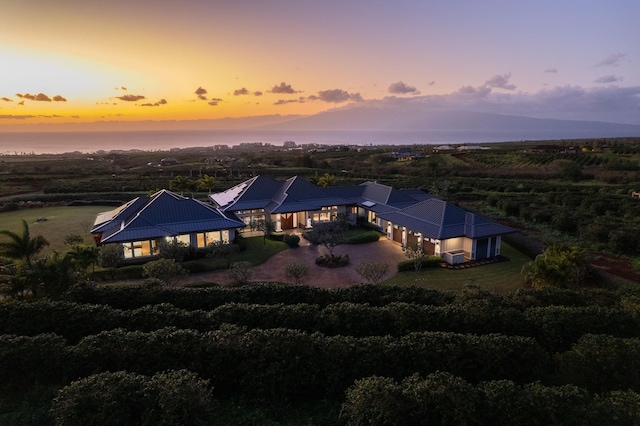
top-left (1, 0), bottom-right (639, 130)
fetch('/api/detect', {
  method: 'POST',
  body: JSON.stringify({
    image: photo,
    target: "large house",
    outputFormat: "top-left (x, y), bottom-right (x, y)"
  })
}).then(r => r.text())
top-left (91, 189), bottom-right (245, 260)
top-left (210, 175), bottom-right (515, 263)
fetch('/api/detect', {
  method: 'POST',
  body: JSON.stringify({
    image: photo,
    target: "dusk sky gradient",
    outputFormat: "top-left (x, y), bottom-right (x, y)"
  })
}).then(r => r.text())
top-left (1, 0), bottom-right (639, 129)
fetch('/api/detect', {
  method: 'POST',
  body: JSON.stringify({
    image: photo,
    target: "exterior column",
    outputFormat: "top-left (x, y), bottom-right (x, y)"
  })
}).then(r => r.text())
top-left (276, 214), bottom-right (282, 231)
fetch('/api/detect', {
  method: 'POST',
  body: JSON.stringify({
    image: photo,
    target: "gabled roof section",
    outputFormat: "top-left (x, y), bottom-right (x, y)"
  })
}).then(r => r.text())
top-left (378, 198), bottom-right (514, 240)
top-left (268, 176), bottom-right (350, 214)
top-left (209, 175), bottom-right (282, 211)
top-left (93, 189), bottom-right (245, 244)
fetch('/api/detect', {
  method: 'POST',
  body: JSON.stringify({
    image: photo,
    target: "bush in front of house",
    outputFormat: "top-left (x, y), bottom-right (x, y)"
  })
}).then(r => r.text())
top-left (346, 231), bottom-right (381, 244)
top-left (283, 234), bottom-right (300, 247)
top-left (397, 256), bottom-right (443, 272)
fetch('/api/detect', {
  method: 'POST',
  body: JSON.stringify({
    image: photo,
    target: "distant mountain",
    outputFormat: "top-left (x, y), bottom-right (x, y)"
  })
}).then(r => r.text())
top-left (259, 106), bottom-right (640, 137)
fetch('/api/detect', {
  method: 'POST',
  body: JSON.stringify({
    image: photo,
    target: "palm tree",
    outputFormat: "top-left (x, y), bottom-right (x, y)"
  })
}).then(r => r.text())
top-left (317, 173), bottom-right (337, 188)
top-left (67, 244), bottom-right (99, 277)
top-left (196, 174), bottom-right (216, 194)
top-left (0, 219), bottom-right (49, 269)
top-left (169, 175), bottom-right (194, 196)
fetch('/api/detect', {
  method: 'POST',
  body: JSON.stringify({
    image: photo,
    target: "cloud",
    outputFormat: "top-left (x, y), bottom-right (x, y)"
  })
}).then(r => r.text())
top-left (544, 68), bottom-right (558, 73)
top-left (309, 89), bottom-right (363, 103)
top-left (1, 97), bottom-right (12, 102)
top-left (269, 82), bottom-right (299, 94)
top-left (116, 94), bottom-right (145, 102)
top-left (195, 86), bottom-right (208, 100)
top-left (253, 91), bottom-right (263, 96)
top-left (208, 98), bottom-right (223, 106)
top-left (484, 73), bottom-right (516, 90)
top-left (372, 83), bottom-right (640, 124)
top-left (234, 87), bottom-right (250, 96)
top-left (53, 95), bottom-right (67, 102)
top-left (140, 99), bottom-right (168, 107)
top-left (274, 97), bottom-right (305, 105)
top-left (596, 53), bottom-right (626, 67)
top-left (0, 114), bottom-right (35, 119)
top-left (595, 75), bottom-right (623, 84)
top-left (115, 86), bottom-right (127, 90)
top-left (388, 81), bottom-right (419, 94)
top-left (428, 81), bottom-right (436, 86)
top-left (16, 93), bottom-right (55, 101)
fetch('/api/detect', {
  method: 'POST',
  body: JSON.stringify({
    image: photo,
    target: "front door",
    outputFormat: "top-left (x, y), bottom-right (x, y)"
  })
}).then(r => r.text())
top-left (281, 213), bottom-right (294, 230)
top-left (476, 238), bottom-right (488, 260)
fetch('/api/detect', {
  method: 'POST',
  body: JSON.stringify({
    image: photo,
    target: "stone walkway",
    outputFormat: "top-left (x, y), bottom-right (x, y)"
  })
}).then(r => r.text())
top-left (181, 238), bottom-right (407, 289)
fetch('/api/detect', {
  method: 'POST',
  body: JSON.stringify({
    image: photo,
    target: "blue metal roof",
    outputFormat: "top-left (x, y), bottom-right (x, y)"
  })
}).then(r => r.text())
top-left (95, 190), bottom-right (245, 244)
top-left (378, 199), bottom-right (515, 239)
top-left (208, 175), bottom-right (514, 241)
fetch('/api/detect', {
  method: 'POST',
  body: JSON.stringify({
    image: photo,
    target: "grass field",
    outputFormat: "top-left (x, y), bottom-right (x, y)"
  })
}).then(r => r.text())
top-left (383, 243), bottom-right (530, 293)
top-left (0, 206), bottom-right (107, 254)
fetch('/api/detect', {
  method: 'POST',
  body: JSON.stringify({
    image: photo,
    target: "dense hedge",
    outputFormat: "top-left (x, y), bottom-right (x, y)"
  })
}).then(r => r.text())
top-left (342, 372), bottom-right (640, 425)
top-left (66, 327), bottom-right (550, 398)
top-left (51, 370), bottom-right (214, 426)
top-left (63, 283), bottom-right (457, 309)
top-left (63, 283), bottom-right (629, 311)
top-left (2, 300), bottom-right (638, 351)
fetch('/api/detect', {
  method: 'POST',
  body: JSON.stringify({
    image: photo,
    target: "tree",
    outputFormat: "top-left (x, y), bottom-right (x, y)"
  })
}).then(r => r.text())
top-left (256, 219), bottom-right (275, 245)
top-left (283, 262), bottom-right (310, 285)
top-left (67, 244), bottom-right (99, 277)
top-left (208, 240), bottom-right (239, 267)
top-left (169, 175), bottom-right (194, 196)
top-left (142, 258), bottom-right (188, 287)
top-left (304, 214), bottom-right (349, 258)
top-left (63, 233), bottom-right (84, 247)
top-left (317, 173), bottom-right (337, 188)
top-left (0, 219), bottom-right (49, 269)
top-left (34, 251), bottom-right (78, 299)
top-left (196, 174), bottom-right (216, 193)
top-left (228, 261), bottom-right (253, 286)
top-left (522, 243), bottom-right (588, 289)
top-left (355, 261), bottom-right (389, 284)
top-left (404, 243), bottom-right (425, 273)
top-left (97, 244), bottom-right (123, 280)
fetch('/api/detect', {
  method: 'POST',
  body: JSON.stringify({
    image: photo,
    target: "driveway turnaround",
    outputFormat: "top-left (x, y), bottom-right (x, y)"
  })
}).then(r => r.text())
top-left (182, 239), bottom-right (407, 289)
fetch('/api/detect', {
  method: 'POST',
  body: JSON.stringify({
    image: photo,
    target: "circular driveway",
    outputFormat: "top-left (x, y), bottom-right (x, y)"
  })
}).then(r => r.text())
top-left (183, 238), bottom-right (407, 289)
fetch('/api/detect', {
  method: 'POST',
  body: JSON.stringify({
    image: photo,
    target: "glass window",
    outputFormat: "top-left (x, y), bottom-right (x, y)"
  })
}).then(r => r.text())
top-left (221, 230), bottom-right (229, 242)
top-left (176, 234), bottom-right (190, 245)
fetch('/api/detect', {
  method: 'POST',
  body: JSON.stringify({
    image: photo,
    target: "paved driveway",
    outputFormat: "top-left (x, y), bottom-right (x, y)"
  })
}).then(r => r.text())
top-left (182, 238), bottom-right (407, 289)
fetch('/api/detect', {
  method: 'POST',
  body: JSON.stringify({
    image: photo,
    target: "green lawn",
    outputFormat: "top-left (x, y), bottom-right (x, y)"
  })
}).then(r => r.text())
top-left (383, 243), bottom-right (531, 293)
top-left (184, 236), bottom-right (289, 271)
top-left (0, 206), bottom-right (107, 254)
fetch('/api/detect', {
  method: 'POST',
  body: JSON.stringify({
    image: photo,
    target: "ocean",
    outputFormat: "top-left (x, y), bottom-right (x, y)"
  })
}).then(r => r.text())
top-left (0, 128), bottom-right (627, 155)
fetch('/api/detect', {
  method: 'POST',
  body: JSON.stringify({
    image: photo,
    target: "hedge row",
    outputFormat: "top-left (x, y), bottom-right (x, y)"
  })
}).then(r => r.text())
top-left (63, 283), bottom-right (625, 311)
top-left (2, 300), bottom-right (638, 351)
top-left (64, 283), bottom-right (457, 310)
top-left (342, 372), bottom-right (640, 426)
top-left (51, 370), bottom-right (214, 426)
top-left (397, 256), bottom-right (443, 272)
top-left (0, 328), bottom-right (549, 399)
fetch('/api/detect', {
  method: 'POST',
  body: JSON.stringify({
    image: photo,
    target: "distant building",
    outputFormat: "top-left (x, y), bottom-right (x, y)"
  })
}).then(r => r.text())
top-left (283, 140), bottom-right (297, 149)
top-left (160, 158), bottom-right (178, 166)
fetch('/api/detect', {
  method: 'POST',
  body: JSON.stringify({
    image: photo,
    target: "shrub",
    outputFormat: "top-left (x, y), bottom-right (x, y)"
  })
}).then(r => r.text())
top-left (283, 234), bottom-right (300, 247)
top-left (283, 262), bottom-right (310, 285)
top-left (346, 231), bottom-right (381, 244)
top-left (50, 369), bottom-right (215, 426)
top-left (228, 261), bottom-right (253, 286)
top-left (142, 258), bottom-right (188, 287)
top-left (355, 261), bottom-right (389, 284)
top-left (397, 256), bottom-right (442, 272)
top-left (316, 254), bottom-right (350, 268)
